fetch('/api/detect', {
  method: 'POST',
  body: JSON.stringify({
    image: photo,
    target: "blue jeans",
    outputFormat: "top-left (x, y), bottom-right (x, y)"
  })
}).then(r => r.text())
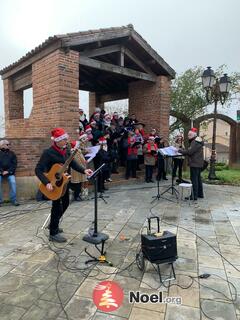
top-left (0, 175), bottom-right (17, 203)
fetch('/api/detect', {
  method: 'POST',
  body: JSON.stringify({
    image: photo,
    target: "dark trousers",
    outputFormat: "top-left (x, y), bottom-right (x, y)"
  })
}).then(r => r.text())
top-left (190, 167), bottom-right (204, 200)
top-left (50, 188), bottom-right (69, 235)
top-left (173, 158), bottom-right (184, 179)
top-left (97, 170), bottom-right (109, 192)
top-left (156, 158), bottom-right (167, 180)
top-left (145, 165), bottom-right (154, 181)
top-left (126, 159), bottom-right (137, 178)
top-left (69, 182), bottom-right (81, 199)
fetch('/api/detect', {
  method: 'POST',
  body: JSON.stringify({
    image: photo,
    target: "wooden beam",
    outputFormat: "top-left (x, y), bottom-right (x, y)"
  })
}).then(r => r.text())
top-left (99, 91), bottom-right (128, 103)
top-left (63, 29), bottom-right (131, 47)
top-left (81, 44), bottom-right (121, 58)
top-left (1, 40), bottom-right (62, 79)
top-left (130, 31), bottom-right (176, 78)
top-left (124, 48), bottom-right (154, 75)
top-left (79, 56), bottom-right (156, 82)
top-left (119, 47), bottom-right (125, 67)
top-left (12, 68), bottom-right (32, 91)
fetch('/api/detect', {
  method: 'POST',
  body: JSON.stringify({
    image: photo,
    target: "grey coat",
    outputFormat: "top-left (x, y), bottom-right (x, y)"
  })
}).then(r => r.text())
top-left (179, 137), bottom-right (204, 168)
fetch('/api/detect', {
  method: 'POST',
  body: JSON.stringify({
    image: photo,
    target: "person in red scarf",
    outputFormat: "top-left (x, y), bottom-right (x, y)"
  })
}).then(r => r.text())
top-left (35, 128), bottom-right (92, 243)
top-left (143, 136), bottom-right (157, 183)
top-left (125, 131), bottom-right (138, 179)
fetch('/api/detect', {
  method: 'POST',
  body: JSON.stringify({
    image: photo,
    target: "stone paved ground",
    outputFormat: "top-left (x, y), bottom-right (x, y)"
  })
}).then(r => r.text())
top-left (0, 181), bottom-right (240, 320)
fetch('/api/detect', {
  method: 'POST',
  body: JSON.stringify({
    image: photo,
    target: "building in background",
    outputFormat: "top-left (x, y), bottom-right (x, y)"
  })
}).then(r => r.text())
top-left (200, 119), bottom-right (230, 163)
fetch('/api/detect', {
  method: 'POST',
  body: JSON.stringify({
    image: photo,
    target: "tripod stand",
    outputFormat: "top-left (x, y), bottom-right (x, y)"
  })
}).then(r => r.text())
top-left (83, 164), bottom-right (111, 265)
top-left (161, 156), bottom-right (179, 200)
top-left (151, 152), bottom-right (169, 203)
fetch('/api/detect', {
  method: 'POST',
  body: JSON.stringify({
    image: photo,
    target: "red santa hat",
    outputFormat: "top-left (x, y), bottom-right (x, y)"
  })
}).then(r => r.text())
top-left (85, 125), bottom-right (92, 132)
top-left (190, 127), bottom-right (198, 133)
top-left (70, 140), bottom-right (76, 148)
top-left (51, 128), bottom-right (69, 142)
top-left (104, 113), bottom-right (111, 119)
top-left (79, 108), bottom-right (84, 113)
top-left (98, 137), bottom-right (107, 144)
top-left (90, 120), bottom-right (96, 125)
top-left (148, 136), bottom-right (155, 141)
top-left (79, 132), bottom-right (87, 140)
top-left (70, 140), bottom-right (80, 149)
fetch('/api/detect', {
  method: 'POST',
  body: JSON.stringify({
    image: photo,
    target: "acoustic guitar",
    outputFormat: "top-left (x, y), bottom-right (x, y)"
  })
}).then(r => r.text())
top-left (39, 149), bottom-right (78, 201)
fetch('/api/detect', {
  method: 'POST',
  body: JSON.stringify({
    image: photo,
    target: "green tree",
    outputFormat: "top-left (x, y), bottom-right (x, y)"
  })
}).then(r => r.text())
top-left (170, 66), bottom-right (240, 134)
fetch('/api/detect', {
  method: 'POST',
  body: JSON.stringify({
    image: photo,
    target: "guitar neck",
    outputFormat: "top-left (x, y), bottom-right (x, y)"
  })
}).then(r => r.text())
top-left (58, 149), bottom-right (78, 176)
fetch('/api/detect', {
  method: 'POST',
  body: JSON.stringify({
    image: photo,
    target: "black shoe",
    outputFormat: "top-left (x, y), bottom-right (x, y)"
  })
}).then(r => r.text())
top-left (47, 225), bottom-right (63, 234)
top-left (163, 177), bottom-right (168, 180)
top-left (149, 179), bottom-right (154, 183)
top-left (112, 171), bottom-right (119, 174)
top-left (198, 196), bottom-right (204, 199)
top-left (13, 201), bottom-right (20, 206)
top-left (49, 234), bottom-right (67, 243)
top-left (185, 196), bottom-right (197, 201)
top-left (74, 196), bottom-right (82, 201)
top-left (103, 187), bottom-right (108, 191)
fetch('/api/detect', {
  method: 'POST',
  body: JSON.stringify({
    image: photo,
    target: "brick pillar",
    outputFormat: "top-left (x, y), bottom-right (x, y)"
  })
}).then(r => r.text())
top-left (88, 92), bottom-right (104, 118)
top-left (4, 78), bottom-right (23, 135)
top-left (128, 76), bottom-right (171, 136)
top-left (31, 49), bottom-right (80, 139)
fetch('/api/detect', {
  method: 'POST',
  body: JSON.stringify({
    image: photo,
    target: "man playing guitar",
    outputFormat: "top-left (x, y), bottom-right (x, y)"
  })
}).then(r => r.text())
top-left (35, 128), bottom-right (92, 243)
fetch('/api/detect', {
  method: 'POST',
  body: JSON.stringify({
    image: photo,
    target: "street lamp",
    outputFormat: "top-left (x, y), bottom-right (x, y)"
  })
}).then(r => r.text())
top-left (202, 67), bottom-right (231, 180)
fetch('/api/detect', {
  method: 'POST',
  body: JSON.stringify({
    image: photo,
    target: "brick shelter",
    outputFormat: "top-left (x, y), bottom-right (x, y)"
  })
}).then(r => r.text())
top-left (0, 25), bottom-right (175, 198)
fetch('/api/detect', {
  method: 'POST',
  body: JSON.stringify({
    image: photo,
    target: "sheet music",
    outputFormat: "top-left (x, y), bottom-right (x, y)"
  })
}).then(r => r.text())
top-left (85, 146), bottom-right (100, 163)
top-left (159, 146), bottom-right (182, 157)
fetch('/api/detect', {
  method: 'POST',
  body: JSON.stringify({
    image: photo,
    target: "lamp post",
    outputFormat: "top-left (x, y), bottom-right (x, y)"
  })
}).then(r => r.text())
top-left (201, 67), bottom-right (231, 179)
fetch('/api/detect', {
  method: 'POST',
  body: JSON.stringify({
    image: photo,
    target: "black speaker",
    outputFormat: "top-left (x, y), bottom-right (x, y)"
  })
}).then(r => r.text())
top-left (141, 217), bottom-right (178, 263)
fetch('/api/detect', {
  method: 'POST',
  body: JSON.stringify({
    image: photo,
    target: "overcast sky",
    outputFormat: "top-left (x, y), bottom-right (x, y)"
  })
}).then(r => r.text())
top-left (0, 0), bottom-right (240, 127)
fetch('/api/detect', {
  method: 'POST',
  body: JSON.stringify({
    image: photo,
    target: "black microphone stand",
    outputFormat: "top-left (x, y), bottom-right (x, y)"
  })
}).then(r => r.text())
top-left (83, 164), bottom-right (112, 265)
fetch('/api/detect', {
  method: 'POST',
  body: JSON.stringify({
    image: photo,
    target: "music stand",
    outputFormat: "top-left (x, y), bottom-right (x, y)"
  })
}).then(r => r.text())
top-left (83, 164), bottom-right (112, 265)
top-left (161, 155), bottom-right (179, 200)
top-left (151, 151), bottom-right (168, 203)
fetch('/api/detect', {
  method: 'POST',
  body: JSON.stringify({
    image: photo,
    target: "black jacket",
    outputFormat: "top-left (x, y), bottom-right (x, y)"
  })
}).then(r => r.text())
top-left (94, 149), bottom-right (111, 171)
top-left (35, 147), bottom-right (85, 186)
top-left (179, 137), bottom-right (204, 168)
top-left (0, 149), bottom-right (17, 175)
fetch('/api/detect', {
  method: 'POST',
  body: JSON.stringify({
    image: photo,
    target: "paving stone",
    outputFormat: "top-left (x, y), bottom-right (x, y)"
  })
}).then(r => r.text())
top-left (198, 254), bottom-right (224, 269)
top-left (201, 299), bottom-right (237, 320)
top-left (11, 260), bottom-right (42, 276)
top-left (40, 281), bottom-right (79, 305)
top-left (60, 295), bottom-right (97, 320)
top-left (1, 284), bottom-right (44, 308)
top-left (199, 277), bottom-right (232, 301)
top-left (21, 300), bottom-right (63, 320)
top-left (129, 307), bottom-right (164, 319)
top-left (0, 304), bottom-right (26, 320)
top-left (165, 304), bottom-right (200, 320)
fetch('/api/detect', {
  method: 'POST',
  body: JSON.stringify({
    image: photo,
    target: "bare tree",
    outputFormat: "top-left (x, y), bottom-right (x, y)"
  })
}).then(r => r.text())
top-left (104, 99), bottom-right (128, 117)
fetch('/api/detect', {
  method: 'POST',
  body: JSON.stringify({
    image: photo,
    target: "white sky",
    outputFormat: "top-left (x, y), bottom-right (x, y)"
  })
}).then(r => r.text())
top-left (0, 0), bottom-right (240, 127)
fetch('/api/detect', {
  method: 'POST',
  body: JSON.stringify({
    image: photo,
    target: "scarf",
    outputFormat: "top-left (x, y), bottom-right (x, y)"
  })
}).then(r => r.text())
top-left (51, 143), bottom-right (67, 156)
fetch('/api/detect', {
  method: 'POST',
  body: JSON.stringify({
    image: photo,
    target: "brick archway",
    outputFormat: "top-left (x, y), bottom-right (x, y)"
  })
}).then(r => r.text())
top-left (193, 113), bottom-right (240, 167)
